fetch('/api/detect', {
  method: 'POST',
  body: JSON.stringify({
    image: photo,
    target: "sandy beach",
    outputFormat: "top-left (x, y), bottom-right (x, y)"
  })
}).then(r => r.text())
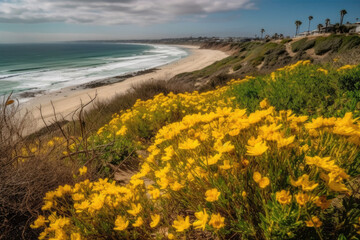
top-left (20, 45), bottom-right (229, 133)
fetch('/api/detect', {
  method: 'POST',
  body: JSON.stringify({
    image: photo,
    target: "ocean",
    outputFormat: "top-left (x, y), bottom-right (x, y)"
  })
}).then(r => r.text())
top-left (0, 42), bottom-right (188, 101)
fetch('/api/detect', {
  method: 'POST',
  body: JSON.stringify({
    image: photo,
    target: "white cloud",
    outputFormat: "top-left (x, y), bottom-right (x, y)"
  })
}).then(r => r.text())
top-left (0, 0), bottom-right (254, 25)
top-left (0, 31), bottom-right (111, 43)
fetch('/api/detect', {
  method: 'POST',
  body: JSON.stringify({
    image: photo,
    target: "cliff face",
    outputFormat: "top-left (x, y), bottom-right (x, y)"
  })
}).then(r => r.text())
top-left (170, 35), bottom-right (360, 90)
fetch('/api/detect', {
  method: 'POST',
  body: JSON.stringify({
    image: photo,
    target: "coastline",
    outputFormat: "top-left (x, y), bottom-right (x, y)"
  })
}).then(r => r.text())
top-left (21, 45), bottom-right (229, 133)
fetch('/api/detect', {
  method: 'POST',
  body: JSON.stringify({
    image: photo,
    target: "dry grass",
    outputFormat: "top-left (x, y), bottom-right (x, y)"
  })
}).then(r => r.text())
top-left (0, 96), bottom-right (76, 239)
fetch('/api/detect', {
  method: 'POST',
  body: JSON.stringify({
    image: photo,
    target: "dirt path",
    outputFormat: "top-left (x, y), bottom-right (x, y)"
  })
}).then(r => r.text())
top-left (285, 43), bottom-right (296, 57)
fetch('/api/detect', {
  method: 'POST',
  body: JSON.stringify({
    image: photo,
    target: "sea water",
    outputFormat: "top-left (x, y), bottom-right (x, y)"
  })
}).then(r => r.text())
top-left (0, 42), bottom-right (188, 100)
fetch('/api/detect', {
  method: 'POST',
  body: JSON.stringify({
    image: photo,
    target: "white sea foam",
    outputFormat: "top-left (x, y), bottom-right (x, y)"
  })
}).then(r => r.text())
top-left (1, 44), bottom-right (188, 101)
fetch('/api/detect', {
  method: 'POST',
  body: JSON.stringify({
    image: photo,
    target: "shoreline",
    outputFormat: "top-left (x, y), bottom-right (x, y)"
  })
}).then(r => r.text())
top-left (21, 45), bottom-right (229, 133)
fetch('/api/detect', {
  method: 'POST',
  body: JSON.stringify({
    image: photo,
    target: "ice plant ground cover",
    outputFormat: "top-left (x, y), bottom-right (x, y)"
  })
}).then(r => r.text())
top-left (31, 61), bottom-right (360, 239)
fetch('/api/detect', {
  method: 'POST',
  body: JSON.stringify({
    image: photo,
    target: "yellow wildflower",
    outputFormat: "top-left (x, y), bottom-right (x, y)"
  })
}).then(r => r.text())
top-left (48, 217), bottom-right (70, 231)
top-left (276, 190), bottom-right (292, 205)
top-left (295, 192), bottom-right (309, 206)
top-left (246, 140), bottom-right (268, 156)
top-left (260, 124), bottom-right (282, 140)
top-left (168, 233), bottom-right (175, 239)
top-left (149, 188), bottom-right (161, 200)
top-left (78, 166), bottom-right (87, 176)
top-left (116, 125), bottom-right (127, 136)
top-left (30, 215), bottom-right (48, 229)
top-left (214, 140), bottom-right (235, 153)
top-left (47, 140), bottom-right (54, 147)
top-left (337, 64), bottom-right (356, 72)
top-left (320, 172), bottom-right (351, 193)
top-left (317, 68), bottom-right (328, 75)
top-left (72, 193), bottom-right (85, 201)
top-left (70, 233), bottom-right (81, 240)
top-left (172, 215), bottom-right (191, 232)
top-left (209, 213), bottom-right (225, 229)
top-left (253, 172), bottom-right (262, 182)
top-left (277, 135), bottom-right (295, 148)
top-left (219, 160), bottom-right (232, 170)
top-left (74, 200), bottom-right (90, 213)
top-left (259, 177), bottom-right (270, 188)
top-left (89, 194), bottom-right (105, 212)
top-left (260, 98), bottom-right (269, 109)
top-left (207, 153), bottom-right (222, 165)
top-left (305, 216), bottom-right (322, 228)
top-left (162, 145), bottom-right (174, 161)
top-left (193, 209), bottom-right (209, 230)
top-left (291, 174), bottom-right (318, 191)
top-left (314, 196), bottom-right (331, 210)
top-left (41, 201), bottom-right (53, 210)
top-left (305, 117), bottom-right (324, 130)
top-left (170, 181), bottom-right (184, 191)
top-left (158, 177), bottom-right (169, 189)
top-left (114, 215), bottom-right (129, 231)
top-left (253, 172), bottom-right (270, 188)
top-left (133, 217), bottom-right (144, 227)
top-left (247, 136), bottom-right (262, 147)
top-left (205, 188), bottom-right (220, 202)
top-left (242, 159), bottom-right (250, 167)
top-left (150, 214), bottom-right (161, 228)
top-left (305, 156), bottom-right (337, 172)
top-left (179, 138), bottom-right (200, 150)
top-left (127, 203), bottom-right (142, 216)
top-left (300, 144), bottom-right (309, 153)
top-left (271, 72), bottom-right (276, 81)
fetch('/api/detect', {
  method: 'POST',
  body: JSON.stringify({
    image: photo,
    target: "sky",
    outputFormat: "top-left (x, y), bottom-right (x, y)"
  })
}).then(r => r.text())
top-left (0, 0), bottom-right (359, 43)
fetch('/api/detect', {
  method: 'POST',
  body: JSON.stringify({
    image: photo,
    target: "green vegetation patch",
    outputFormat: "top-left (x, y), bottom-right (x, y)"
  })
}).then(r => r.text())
top-left (314, 35), bottom-right (343, 55)
top-left (245, 42), bottom-right (281, 66)
top-left (227, 62), bottom-right (360, 118)
top-left (280, 38), bottom-right (292, 44)
top-left (291, 38), bottom-right (308, 52)
top-left (190, 55), bottom-right (240, 77)
top-left (339, 35), bottom-right (360, 52)
top-left (291, 38), bottom-right (315, 53)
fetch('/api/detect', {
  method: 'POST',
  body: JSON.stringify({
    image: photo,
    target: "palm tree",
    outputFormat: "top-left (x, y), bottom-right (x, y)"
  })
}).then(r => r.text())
top-left (308, 16), bottom-right (313, 34)
top-left (340, 9), bottom-right (347, 26)
top-left (260, 29), bottom-right (265, 39)
top-left (317, 24), bottom-right (323, 33)
top-left (295, 20), bottom-right (302, 36)
top-left (325, 18), bottom-right (330, 28)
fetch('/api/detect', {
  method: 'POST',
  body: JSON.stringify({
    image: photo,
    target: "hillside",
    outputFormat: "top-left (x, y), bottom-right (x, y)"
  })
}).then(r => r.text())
top-left (25, 62), bottom-right (360, 240)
top-left (1, 35), bottom-right (360, 240)
top-left (170, 34), bottom-right (360, 90)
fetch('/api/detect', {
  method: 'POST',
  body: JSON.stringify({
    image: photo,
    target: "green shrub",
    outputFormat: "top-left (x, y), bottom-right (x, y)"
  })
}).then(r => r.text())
top-left (251, 56), bottom-right (265, 66)
top-left (228, 76), bottom-right (266, 112)
top-left (280, 38), bottom-right (292, 44)
top-left (314, 35), bottom-right (343, 55)
top-left (291, 38), bottom-right (308, 52)
top-left (301, 39), bottom-right (316, 51)
top-left (339, 35), bottom-right (360, 52)
top-left (263, 46), bottom-right (288, 67)
top-left (338, 65), bottom-right (360, 92)
top-left (227, 62), bottom-right (360, 118)
top-left (233, 62), bottom-right (243, 71)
